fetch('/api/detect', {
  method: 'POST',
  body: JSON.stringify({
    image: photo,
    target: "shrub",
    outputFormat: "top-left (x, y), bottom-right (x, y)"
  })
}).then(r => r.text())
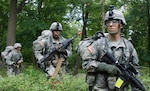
top-left (0, 65), bottom-right (87, 91)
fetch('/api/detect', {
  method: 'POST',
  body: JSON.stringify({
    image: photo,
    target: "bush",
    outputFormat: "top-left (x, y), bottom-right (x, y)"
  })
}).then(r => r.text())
top-left (0, 65), bottom-right (87, 91)
top-left (0, 65), bottom-right (149, 91)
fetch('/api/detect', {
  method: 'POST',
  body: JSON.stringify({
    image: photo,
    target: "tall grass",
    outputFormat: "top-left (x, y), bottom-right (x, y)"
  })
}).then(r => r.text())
top-left (0, 65), bottom-right (149, 91)
top-left (0, 65), bottom-right (87, 91)
top-left (138, 66), bottom-right (150, 90)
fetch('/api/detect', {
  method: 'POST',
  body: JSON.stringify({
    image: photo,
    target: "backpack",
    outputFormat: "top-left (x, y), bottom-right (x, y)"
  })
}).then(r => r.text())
top-left (77, 31), bottom-right (106, 60)
top-left (1, 46), bottom-right (14, 60)
top-left (32, 30), bottom-right (52, 56)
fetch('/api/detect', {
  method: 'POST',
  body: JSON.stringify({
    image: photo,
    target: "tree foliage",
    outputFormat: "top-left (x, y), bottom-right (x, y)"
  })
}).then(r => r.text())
top-left (124, 0), bottom-right (149, 64)
top-left (0, 0), bottom-right (9, 50)
top-left (0, 0), bottom-right (149, 66)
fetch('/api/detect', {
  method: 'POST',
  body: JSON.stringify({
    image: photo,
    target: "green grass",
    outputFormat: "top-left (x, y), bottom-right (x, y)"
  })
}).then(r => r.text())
top-left (0, 65), bottom-right (87, 91)
top-left (0, 61), bottom-right (7, 77)
top-left (138, 66), bottom-right (150, 90)
top-left (0, 65), bottom-right (149, 91)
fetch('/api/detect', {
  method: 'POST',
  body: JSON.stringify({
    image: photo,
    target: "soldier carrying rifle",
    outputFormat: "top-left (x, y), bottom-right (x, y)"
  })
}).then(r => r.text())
top-left (77, 6), bottom-right (143, 91)
top-left (33, 21), bottom-right (72, 79)
top-left (4, 43), bottom-right (23, 77)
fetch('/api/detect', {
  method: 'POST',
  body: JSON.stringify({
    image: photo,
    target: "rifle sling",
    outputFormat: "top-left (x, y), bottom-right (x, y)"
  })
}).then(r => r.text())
top-left (51, 55), bottom-right (63, 79)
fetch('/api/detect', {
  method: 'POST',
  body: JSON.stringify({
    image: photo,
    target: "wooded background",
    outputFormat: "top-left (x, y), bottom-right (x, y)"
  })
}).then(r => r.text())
top-left (0, 0), bottom-right (150, 73)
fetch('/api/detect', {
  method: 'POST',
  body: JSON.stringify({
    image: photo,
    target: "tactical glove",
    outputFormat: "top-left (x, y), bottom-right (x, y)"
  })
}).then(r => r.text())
top-left (59, 49), bottom-right (67, 56)
top-left (97, 63), bottom-right (122, 76)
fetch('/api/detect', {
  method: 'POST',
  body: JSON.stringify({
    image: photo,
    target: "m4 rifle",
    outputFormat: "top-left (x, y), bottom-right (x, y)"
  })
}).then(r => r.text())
top-left (102, 52), bottom-right (146, 91)
top-left (38, 32), bottom-right (81, 76)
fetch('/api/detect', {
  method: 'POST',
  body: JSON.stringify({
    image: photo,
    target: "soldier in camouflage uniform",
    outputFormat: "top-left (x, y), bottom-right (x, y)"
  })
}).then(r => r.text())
top-left (5, 43), bottom-right (23, 77)
top-left (33, 22), bottom-right (72, 79)
top-left (78, 6), bottom-right (139, 91)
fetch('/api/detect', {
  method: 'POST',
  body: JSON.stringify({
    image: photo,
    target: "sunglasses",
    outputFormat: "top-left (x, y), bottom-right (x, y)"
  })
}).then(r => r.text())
top-left (106, 20), bottom-right (119, 24)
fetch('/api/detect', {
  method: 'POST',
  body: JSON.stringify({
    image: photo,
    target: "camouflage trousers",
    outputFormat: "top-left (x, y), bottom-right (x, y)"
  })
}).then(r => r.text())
top-left (46, 64), bottom-right (68, 79)
top-left (7, 65), bottom-right (20, 77)
top-left (86, 72), bottom-right (129, 91)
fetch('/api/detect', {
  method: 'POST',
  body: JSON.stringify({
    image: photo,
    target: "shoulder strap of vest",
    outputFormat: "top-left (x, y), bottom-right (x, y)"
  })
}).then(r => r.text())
top-left (122, 37), bottom-right (133, 55)
top-left (103, 37), bottom-right (133, 57)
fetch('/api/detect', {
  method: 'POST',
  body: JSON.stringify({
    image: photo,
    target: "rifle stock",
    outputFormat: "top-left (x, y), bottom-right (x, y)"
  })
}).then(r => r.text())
top-left (102, 52), bottom-right (146, 91)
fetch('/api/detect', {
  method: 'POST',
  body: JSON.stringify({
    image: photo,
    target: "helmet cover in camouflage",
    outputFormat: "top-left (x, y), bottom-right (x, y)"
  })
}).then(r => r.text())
top-left (14, 43), bottom-right (22, 48)
top-left (49, 22), bottom-right (63, 31)
top-left (104, 8), bottom-right (127, 25)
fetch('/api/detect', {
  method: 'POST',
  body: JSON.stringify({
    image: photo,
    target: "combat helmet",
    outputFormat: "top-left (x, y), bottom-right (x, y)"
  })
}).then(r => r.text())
top-left (49, 22), bottom-right (63, 31)
top-left (14, 43), bottom-right (22, 48)
top-left (104, 6), bottom-right (127, 25)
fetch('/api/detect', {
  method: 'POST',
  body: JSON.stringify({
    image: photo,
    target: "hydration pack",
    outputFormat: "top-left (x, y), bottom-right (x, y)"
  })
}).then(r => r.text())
top-left (77, 31), bottom-right (106, 59)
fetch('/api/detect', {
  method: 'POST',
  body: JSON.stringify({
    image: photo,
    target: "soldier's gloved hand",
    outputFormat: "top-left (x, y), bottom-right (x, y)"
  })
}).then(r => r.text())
top-left (59, 49), bottom-right (67, 56)
top-left (97, 63), bottom-right (122, 76)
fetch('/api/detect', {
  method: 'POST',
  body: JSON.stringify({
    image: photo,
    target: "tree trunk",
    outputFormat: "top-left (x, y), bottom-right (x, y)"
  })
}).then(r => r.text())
top-left (73, 55), bottom-right (81, 75)
top-left (38, 0), bottom-right (43, 16)
top-left (147, 0), bottom-right (150, 53)
top-left (73, 2), bottom-right (89, 75)
top-left (101, 0), bottom-right (105, 33)
top-left (81, 11), bottom-right (88, 40)
top-left (81, 3), bottom-right (89, 40)
top-left (7, 0), bottom-right (17, 46)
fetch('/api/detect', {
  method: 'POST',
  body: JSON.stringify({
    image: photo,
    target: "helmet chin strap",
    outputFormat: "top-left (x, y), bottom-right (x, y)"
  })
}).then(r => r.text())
top-left (109, 31), bottom-right (118, 35)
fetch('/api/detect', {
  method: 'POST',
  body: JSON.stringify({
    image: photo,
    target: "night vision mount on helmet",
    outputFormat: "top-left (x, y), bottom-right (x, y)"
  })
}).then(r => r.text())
top-left (49, 22), bottom-right (63, 31)
top-left (104, 5), bottom-right (127, 25)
